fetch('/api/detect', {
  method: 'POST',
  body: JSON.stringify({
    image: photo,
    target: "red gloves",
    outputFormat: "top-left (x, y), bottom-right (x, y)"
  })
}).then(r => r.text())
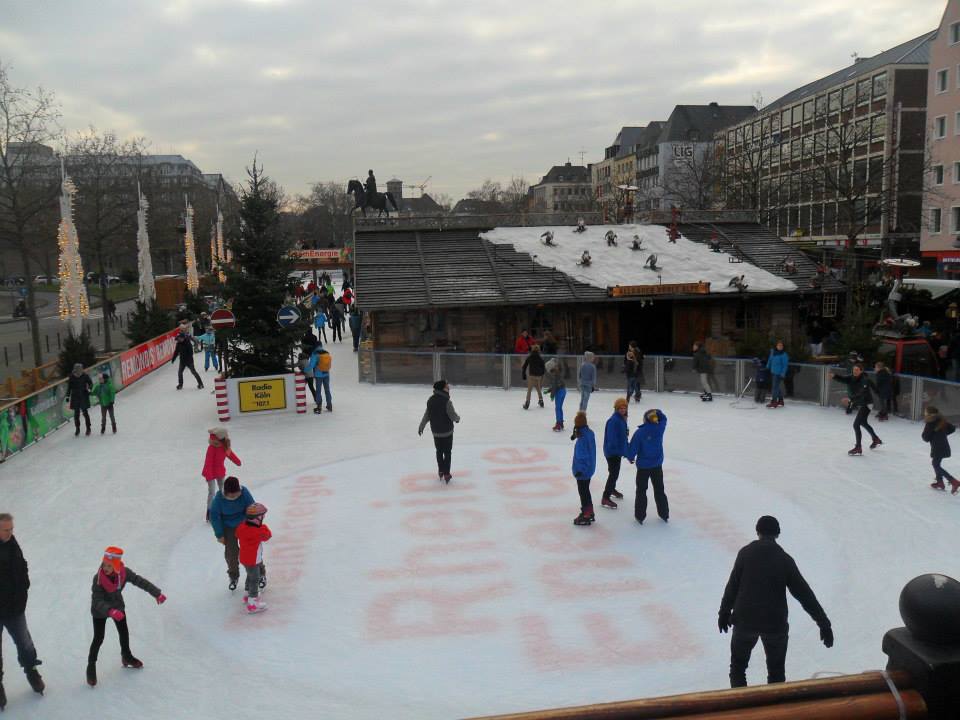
top-left (156, 594), bottom-right (166, 605)
top-left (108, 609), bottom-right (125, 621)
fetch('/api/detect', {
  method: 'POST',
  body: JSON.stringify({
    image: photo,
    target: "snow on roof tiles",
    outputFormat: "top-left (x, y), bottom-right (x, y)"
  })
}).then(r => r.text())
top-left (481, 225), bottom-right (797, 294)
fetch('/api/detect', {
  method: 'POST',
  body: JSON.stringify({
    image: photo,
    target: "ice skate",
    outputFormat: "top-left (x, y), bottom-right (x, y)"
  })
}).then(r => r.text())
top-left (573, 511), bottom-right (595, 525)
top-left (552, 421), bottom-right (564, 432)
top-left (848, 445), bottom-right (863, 456)
top-left (777, 398), bottom-right (784, 407)
top-left (86, 662), bottom-right (97, 687)
top-left (601, 497), bottom-right (618, 509)
top-left (246, 599), bottom-right (267, 614)
top-left (538, 399), bottom-right (544, 408)
top-left (766, 401), bottom-right (778, 408)
top-left (931, 480), bottom-right (946, 490)
top-left (522, 401), bottom-right (529, 410)
top-left (121, 655), bottom-right (143, 669)
top-left (700, 393), bottom-right (713, 402)
top-left (443, 473), bottom-right (452, 484)
top-left (869, 437), bottom-right (882, 449)
top-left (951, 479), bottom-right (960, 495)
top-left (610, 488), bottom-right (624, 499)
top-left (313, 405), bottom-right (322, 414)
top-left (25, 667), bottom-right (44, 694)
top-left (228, 577), bottom-right (238, 591)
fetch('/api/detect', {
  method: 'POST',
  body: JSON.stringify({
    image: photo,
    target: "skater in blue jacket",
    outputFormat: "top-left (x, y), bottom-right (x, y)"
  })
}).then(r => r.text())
top-left (571, 411), bottom-right (596, 525)
top-left (626, 409), bottom-right (669, 524)
top-left (601, 398), bottom-right (629, 509)
top-left (766, 341), bottom-right (789, 408)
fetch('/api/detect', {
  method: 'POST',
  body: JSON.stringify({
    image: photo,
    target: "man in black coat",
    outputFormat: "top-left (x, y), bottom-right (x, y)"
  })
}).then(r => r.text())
top-left (0, 513), bottom-right (44, 707)
top-left (171, 332), bottom-right (203, 390)
top-left (65, 363), bottom-right (93, 436)
top-left (718, 516), bottom-right (832, 687)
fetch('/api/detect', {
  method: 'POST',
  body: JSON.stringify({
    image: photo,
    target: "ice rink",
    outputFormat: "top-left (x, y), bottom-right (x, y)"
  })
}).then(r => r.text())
top-left (1, 341), bottom-right (956, 719)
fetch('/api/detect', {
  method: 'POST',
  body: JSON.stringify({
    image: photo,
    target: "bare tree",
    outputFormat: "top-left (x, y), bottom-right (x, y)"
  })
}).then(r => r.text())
top-left (502, 176), bottom-right (529, 212)
top-left (660, 143), bottom-right (723, 210)
top-left (294, 181), bottom-right (355, 248)
top-left (0, 62), bottom-right (61, 366)
top-left (466, 179), bottom-right (503, 203)
top-left (431, 192), bottom-right (453, 212)
top-left (65, 128), bottom-right (148, 352)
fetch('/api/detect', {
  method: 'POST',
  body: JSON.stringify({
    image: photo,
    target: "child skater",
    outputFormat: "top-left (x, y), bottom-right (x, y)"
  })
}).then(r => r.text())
top-left (601, 398), bottom-right (629, 509)
top-left (87, 547), bottom-right (165, 687)
top-left (94, 368), bottom-right (117, 434)
top-left (236, 503), bottom-right (272, 614)
top-left (830, 364), bottom-right (881, 456)
top-left (202, 427), bottom-right (241, 521)
top-left (546, 358), bottom-right (566, 432)
top-left (571, 411), bottom-right (596, 526)
top-left (626, 409), bottom-right (669, 524)
top-left (923, 405), bottom-right (959, 493)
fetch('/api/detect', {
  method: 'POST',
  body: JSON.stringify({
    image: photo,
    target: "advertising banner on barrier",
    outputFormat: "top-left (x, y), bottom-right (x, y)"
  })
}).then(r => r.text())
top-left (120, 329), bottom-right (180, 386)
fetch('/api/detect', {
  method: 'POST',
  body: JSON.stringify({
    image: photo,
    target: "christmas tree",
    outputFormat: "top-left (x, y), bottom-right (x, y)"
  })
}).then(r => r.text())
top-left (221, 160), bottom-right (301, 377)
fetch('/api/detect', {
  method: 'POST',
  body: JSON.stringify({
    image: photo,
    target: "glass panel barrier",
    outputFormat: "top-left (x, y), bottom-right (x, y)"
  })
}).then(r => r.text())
top-left (440, 352), bottom-right (503, 389)
top-left (372, 351), bottom-right (434, 385)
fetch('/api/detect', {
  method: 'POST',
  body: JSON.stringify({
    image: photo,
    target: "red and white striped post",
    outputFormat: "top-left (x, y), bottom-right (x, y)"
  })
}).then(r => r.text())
top-left (215, 376), bottom-right (230, 422)
top-left (295, 371), bottom-right (307, 414)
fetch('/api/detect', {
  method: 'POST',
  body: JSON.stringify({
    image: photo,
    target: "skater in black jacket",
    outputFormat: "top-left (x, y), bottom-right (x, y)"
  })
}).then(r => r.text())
top-left (718, 516), bottom-right (832, 687)
top-left (922, 405), bottom-right (959, 493)
top-left (874, 361), bottom-right (893, 421)
top-left (418, 380), bottom-right (460, 483)
top-left (830, 364), bottom-right (881, 455)
top-left (171, 332), bottom-right (203, 390)
top-left (0, 514), bottom-right (44, 709)
top-left (65, 363), bottom-right (93, 436)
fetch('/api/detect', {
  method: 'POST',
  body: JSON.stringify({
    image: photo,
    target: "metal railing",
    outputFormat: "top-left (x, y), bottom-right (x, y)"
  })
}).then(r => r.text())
top-left (354, 212), bottom-right (604, 231)
top-left (357, 349), bottom-right (960, 422)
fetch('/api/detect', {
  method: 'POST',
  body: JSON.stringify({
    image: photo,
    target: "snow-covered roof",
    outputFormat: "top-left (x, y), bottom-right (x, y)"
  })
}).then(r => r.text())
top-left (480, 224), bottom-right (798, 294)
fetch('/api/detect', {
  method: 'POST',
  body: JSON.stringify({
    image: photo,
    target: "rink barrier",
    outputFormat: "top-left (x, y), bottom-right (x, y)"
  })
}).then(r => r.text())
top-left (215, 376), bottom-right (230, 423)
top-left (0, 328), bottom-right (180, 464)
top-left (467, 671), bottom-right (926, 720)
top-left (356, 350), bottom-right (958, 423)
top-left (294, 371), bottom-right (307, 414)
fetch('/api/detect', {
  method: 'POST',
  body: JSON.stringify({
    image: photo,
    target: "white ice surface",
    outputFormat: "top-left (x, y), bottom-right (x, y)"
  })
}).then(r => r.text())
top-left (481, 225), bottom-right (797, 294)
top-left (1, 341), bottom-right (955, 719)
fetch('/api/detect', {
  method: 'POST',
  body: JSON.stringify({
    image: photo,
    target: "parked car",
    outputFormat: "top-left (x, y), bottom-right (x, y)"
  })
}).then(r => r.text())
top-left (32, 275), bottom-right (59, 285)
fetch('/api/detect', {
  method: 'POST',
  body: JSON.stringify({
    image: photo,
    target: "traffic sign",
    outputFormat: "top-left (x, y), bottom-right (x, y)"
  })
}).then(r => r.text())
top-left (210, 308), bottom-right (236, 329)
top-left (277, 305), bottom-right (300, 327)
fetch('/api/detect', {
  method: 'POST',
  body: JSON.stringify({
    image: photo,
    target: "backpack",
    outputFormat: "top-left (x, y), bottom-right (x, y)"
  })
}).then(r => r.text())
top-left (316, 352), bottom-right (332, 373)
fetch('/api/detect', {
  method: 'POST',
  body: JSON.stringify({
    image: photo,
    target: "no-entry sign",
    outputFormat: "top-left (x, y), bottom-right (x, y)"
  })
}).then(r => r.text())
top-left (210, 308), bottom-right (236, 329)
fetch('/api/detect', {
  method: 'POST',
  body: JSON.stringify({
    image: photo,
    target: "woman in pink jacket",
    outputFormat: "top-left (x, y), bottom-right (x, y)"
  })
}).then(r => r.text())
top-left (203, 427), bottom-right (241, 521)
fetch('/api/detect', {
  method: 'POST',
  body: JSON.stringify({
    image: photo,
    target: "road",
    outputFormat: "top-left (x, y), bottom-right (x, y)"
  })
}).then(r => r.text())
top-left (0, 290), bottom-right (139, 382)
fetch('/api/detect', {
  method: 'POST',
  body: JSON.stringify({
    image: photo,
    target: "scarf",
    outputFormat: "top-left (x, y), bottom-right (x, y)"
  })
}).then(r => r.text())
top-left (98, 566), bottom-right (126, 593)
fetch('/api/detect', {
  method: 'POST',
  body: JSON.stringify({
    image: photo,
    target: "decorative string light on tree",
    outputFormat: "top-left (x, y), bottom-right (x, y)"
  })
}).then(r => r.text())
top-left (183, 196), bottom-right (199, 292)
top-left (56, 162), bottom-right (90, 336)
top-left (215, 204), bottom-right (227, 281)
top-left (136, 182), bottom-right (156, 304)
top-left (209, 220), bottom-right (217, 276)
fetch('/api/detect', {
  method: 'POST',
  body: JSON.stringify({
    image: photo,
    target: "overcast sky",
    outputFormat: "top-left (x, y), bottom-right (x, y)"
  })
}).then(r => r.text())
top-left (2, 0), bottom-right (947, 201)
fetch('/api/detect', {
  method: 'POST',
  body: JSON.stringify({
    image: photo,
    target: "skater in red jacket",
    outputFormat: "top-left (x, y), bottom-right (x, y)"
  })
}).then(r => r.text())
top-left (236, 504), bottom-right (271, 614)
top-left (86, 547), bottom-right (165, 687)
top-left (202, 427), bottom-right (241, 521)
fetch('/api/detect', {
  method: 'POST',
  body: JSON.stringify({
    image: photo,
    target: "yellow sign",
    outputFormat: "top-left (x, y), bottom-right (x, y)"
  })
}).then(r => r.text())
top-left (238, 378), bottom-right (287, 413)
top-left (609, 282), bottom-right (711, 297)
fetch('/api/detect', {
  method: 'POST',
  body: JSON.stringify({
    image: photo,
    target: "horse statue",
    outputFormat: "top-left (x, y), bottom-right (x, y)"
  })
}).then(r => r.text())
top-left (347, 179), bottom-right (398, 218)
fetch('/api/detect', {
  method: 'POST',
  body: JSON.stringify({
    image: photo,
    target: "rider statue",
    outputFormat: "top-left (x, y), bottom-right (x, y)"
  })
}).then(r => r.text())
top-left (365, 170), bottom-right (377, 205)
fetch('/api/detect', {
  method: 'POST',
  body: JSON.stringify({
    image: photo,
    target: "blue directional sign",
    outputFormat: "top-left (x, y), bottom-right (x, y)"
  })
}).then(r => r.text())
top-left (19, 288), bottom-right (28, 298)
top-left (277, 305), bottom-right (301, 327)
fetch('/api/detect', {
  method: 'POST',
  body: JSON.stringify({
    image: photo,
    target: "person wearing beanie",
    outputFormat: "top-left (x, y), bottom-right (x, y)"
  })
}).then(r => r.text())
top-left (718, 516), bottom-right (832, 688)
top-left (626, 409), bottom-right (669, 524)
top-left (521, 345), bottom-right (546, 410)
top-left (418, 380), bottom-right (460, 483)
top-left (600, 399), bottom-right (629, 509)
top-left (209, 477), bottom-right (261, 591)
top-left (201, 427), bottom-right (242, 521)
top-left (93, 368), bottom-right (117, 435)
top-left (305, 342), bottom-right (333, 413)
top-left (170, 328), bottom-right (203, 391)
top-left (65, 363), bottom-right (94, 436)
top-left (578, 351), bottom-right (597, 412)
top-left (545, 358), bottom-right (566, 432)
top-left (570, 411), bottom-right (596, 525)
top-left (829, 364), bottom-right (881, 455)
top-left (0, 513), bottom-right (45, 707)
top-left (236, 504), bottom-right (272, 613)
top-left (86, 546), bottom-right (166, 687)
top-left (922, 405), bottom-right (959, 493)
